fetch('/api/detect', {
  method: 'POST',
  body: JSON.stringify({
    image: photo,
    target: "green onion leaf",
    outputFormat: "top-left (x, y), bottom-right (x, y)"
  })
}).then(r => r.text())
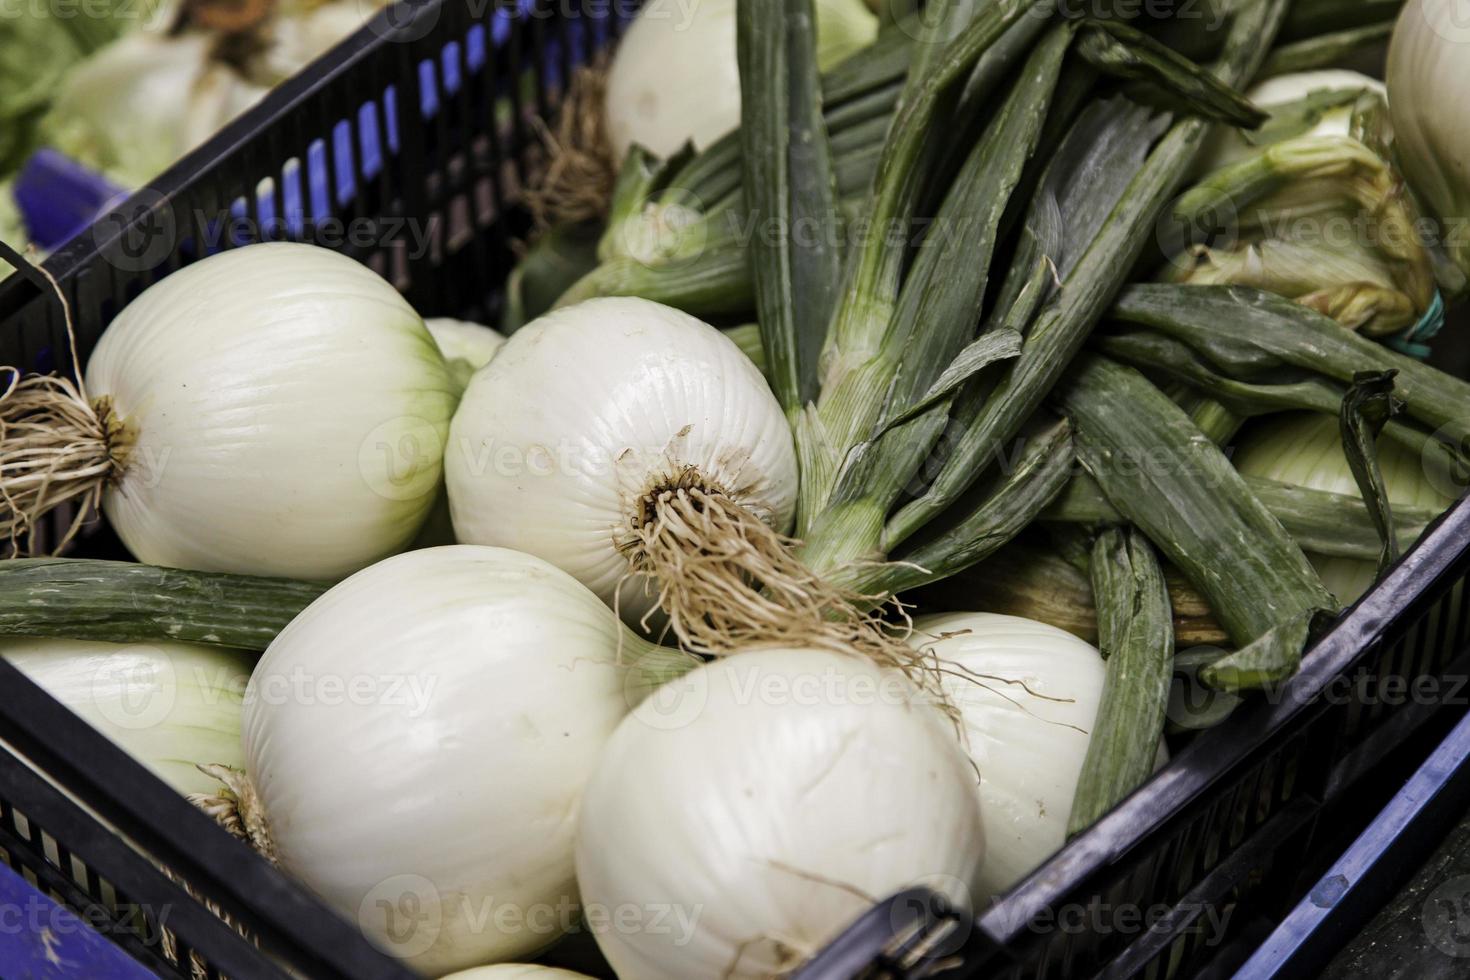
top-left (1068, 526), bottom-right (1173, 836)
top-left (1055, 354), bottom-right (1337, 690)
top-left (1076, 20), bottom-right (1267, 129)
top-left (738, 0), bottom-right (844, 411)
top-left (1339, 369), bottom-right (1407, 574)
top-left (1111, 284), bottom-right (1470, 454)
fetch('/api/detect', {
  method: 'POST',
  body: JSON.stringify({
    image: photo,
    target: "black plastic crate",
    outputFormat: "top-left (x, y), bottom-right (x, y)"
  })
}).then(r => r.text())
top-left (1, 1), bottom-right (1468, 978)
top-left (1231, 700), bottom-right (1470, 977)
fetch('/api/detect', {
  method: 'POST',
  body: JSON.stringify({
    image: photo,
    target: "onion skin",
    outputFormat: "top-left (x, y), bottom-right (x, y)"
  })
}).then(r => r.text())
top-left (1389, 0), bottom-right (1470, 276)
top-left (1233, 412), bottom-right (1456, 603)
top-left (604, 0), bottom-right (877, 161)
top-left (438, 967), bottom-right (595, 979)
top-left (243, 546), bottom-right (686, 974)
top-left (87, 242), bottom-right (457, 580)
top-left (1, 637), bottom-right (250, 798)
top-left (1195, 69), bottom-right (1387, 175)
top-left (574, 648), bottom-right (985, 980)
top-left (910, 613), bottom-right (1168, 899)
top-left (445, 297), bottom-right (797, 625)
top-left (425, 317), bottom-right (507, 393)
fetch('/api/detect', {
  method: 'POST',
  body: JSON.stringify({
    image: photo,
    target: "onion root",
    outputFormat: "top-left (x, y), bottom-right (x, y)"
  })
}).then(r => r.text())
top-left (0, 373), bottom-right (126, 555)
top-left (621, 472), bottom-right (946, 704)
top-left (524, 60), bottom-right (618, 234)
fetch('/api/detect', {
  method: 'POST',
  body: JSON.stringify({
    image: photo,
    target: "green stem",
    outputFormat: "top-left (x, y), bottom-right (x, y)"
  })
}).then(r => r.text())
top-left (803, 0), bottom-right (1050, 520)
top-left (1045, 472), bottom-right (1441, 562)
top-left (739, 0), bottom-right (843, 411)
top-left (848, 418), bottom-right (1075, 596)
top-left (884, 0), bottom-right (1293, 549)
top-left (801, 23), bottom-right (1071, 558)
top-left (1068, 526), bottom-right (1173, 836)
top-left (1112, 284), bottom-right (1470, 451)
top-left (1279, 0), bottom-right (1405, 41)
top-left (1056, 354), bottom-right (1336, 689)
top-left (0, 559), bottom-right (328, 651)
top-left (1262, 22), bottom-right (1395, 77)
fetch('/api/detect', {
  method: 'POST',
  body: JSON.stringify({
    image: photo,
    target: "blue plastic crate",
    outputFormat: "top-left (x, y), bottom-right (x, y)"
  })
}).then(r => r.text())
top-left (0, 861), bottom-right (157, 980)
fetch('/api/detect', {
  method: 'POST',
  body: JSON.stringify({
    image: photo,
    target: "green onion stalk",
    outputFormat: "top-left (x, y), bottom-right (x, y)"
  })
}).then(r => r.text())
top-left (1056, 354), bottom-right (1339, 693)
top-left (1160, 95), bottom-right (1440, 338)
top-left (552, 28), bottom-right (912, 316)
top-left (790, 0), bottom-right (1286, 600)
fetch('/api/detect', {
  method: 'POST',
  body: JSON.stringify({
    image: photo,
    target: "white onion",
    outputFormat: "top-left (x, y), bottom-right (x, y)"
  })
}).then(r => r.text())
top-left (446, 297), bottom-right (797, 626)
top-left (574, 647), bottom-right (985, 980)
top-left (413, 318), bottom-right (509, 548)
top-left (426, 317), bottom-right (507, 392)
top-left (1388, 0), bottom-right (1470, 274)
top-left (85, 242), bottom-right (457, 580)
top-left (1, 638), bottom-right (250, 798)
top-left (241, 545), bottom-right (693, 974)
top-left (1195, 70), bottom-right (1387, 176)
top-left (605, 0), bottom-right (878, 160)
top-left (911, 612), bottom-right (1133, 898)
top-left (439, 966), bottom-right (594, 980)
top-left (1233, 412), bottom-right (1456, 602)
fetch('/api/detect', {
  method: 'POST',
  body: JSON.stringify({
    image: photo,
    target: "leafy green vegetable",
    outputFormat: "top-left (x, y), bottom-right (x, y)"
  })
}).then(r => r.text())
top-left (0, 3), bottom-right (135, 175)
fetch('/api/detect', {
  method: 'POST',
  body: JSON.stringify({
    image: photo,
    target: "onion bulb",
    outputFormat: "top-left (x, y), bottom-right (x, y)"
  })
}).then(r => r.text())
top-left (1196, 70), bottom-right (1387, 175)
top-left (605, 0), bottom-right (878, 160)
top-left (439, 968), bottom-right (594, 980)
top-left (446, 297), bottom-right (797, 641)
top-left (1388, 0), bottom-right (1470, 276)
top-left (574, 647), bottom-right (985, 980)
top-left (426, 317), bottom-right (507, 393)
top-left (1233, 412), bottom-right (1456, 602)
top-left (30, 242), bottom-right (458, 580)
top-left (239, 545), bottom-right (694, 974)
top-left (909, 613), bottom-right (1151, 898)
top-left (412, 318), bottom-right (508, 548)
top-left (1, 638), bottom-right (250, 798)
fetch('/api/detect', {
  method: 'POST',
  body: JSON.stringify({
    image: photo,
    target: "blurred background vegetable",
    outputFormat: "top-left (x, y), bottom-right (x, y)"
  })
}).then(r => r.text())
top-left (1387, 0), bottom-right (1470, 282)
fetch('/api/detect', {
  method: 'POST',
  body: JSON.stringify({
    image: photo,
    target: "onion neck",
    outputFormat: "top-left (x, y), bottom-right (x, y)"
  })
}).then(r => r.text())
top-left (621, 636), bottom-right (700, 704)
